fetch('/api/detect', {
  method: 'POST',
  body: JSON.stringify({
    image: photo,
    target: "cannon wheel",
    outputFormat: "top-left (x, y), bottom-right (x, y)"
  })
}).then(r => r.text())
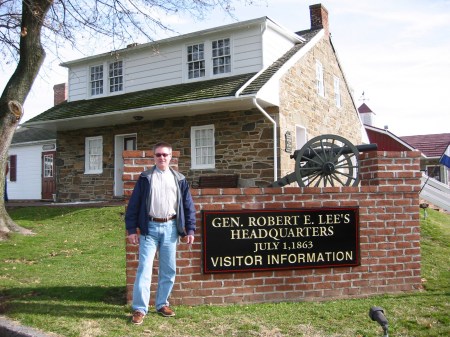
top-left (295, 134), bottom-right (360, 187)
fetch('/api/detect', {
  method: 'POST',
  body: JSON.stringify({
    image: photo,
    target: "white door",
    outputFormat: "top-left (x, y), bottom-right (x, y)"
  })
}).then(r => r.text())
top-left (114, 134), bottom-right (137, 197)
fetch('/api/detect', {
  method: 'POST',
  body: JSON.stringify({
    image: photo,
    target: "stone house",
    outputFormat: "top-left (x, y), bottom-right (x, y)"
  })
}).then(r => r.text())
top-left (23, 4), bottom-right (365, 202)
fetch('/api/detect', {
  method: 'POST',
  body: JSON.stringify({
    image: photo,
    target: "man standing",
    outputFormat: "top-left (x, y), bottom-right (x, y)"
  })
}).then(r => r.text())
top-left (125, 141), bottom-right (196, 325)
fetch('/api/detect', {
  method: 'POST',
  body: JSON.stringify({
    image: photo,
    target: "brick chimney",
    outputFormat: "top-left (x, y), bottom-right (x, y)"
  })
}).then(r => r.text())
top-left (309, 4), bottom-right (329, 37)
top-left (53, 83), bottom-right (68, 106)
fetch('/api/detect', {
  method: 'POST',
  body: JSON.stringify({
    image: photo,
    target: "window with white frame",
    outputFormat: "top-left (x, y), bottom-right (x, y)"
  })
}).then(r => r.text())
top-left (316, 60), bottom-right (324, 97)
top-left (191, 125), bottom-right (215, 169)
top-left (109, 60), bottom-right (123, 93)
top-left (212, 38), bottom-right (231, 75)
top-left (334, 75), bottom-right (341, 108)
top-left (187, 43), bottom-right (205, 79)
top-left (85, 136), bottom-right (103, 174)
top-left (90, 65), bottom-right (104, 96)
top-left (426, 165), bottom-right (441, 181)
top-left (43, 155), bottom-right (54, 178)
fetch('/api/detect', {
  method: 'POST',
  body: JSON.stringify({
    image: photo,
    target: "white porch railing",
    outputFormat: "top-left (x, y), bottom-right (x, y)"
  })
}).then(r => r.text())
top-left (420, 173), bottom-right (450, 212)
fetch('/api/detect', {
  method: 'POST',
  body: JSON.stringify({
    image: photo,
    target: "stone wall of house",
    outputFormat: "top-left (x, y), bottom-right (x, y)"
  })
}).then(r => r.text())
top-left (123, 150), bottom-right (422, 306)
top-left (56, 109), bottom-right (279, 201)
top-left (278, 37), bottom-right (363, 178)
top-left (56, 128), bottom-right (116, 202)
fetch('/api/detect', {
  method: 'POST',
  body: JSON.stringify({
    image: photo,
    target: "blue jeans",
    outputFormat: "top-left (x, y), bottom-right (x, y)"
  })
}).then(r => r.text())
top-left (132, 220), bottom-right (178, 314)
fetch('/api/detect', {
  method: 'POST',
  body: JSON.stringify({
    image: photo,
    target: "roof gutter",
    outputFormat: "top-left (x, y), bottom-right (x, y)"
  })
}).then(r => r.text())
top-left (22, 95), bottom-right (253, 128)
top-left (11, 139), bottom-right (56, 148)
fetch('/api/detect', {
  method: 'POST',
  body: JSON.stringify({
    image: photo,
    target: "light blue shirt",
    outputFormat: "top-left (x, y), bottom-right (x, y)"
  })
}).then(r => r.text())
top-left (149, 167), bottom-right (177, 218)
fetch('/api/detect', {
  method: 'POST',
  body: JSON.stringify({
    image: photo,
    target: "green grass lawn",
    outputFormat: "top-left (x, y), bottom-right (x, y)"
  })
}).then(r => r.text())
top-left (1, 206), bottom-right (449, 337)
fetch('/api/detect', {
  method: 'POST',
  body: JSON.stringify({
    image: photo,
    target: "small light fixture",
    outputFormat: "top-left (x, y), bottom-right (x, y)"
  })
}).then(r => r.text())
top-left (133, 115), bottom-right (143, 121)
top-left (369, 306), bottom-right (389, 337)
top-left (420, 202), bottom-right (429, 219)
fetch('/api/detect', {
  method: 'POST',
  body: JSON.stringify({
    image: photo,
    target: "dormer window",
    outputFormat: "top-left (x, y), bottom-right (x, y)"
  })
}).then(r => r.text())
top-left (212, 38), bottom-right (231, 75)
top-left (186, 38), bottom-right (232, 80)
top-left (187, 43), bottom-right (205, 79)
top-left (90, 65), bottom-right (104, 96)
top-left (89, 60), bottom-right (123, 97)
top-left (109, 61), bottom-right (123, 93)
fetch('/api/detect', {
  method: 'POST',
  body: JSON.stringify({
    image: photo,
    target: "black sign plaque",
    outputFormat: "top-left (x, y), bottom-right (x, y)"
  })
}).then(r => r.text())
top-left (202, 208), bottom-right (360, 273)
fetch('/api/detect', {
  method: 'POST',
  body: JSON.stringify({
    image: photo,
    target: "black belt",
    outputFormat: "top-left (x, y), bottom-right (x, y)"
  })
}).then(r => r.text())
top-left (149, 215), bottom-right (176, 222)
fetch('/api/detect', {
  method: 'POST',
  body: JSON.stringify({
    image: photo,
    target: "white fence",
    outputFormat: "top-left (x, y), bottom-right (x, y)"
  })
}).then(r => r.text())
top-left (420, 174), bottom-right (450, 212)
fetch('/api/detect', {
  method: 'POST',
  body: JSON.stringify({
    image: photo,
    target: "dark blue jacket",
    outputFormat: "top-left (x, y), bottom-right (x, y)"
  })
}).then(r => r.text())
top-left (125, 166), bottom-right (196, 237)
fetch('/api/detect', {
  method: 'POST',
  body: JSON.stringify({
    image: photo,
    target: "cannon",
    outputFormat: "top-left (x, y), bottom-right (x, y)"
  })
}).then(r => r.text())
top-left (270, 134), bottom-right (377, 188)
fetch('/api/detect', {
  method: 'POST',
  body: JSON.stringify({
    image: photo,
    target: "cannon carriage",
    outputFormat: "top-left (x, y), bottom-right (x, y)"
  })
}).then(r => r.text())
top-left (270, 134), bottom-right (377, 188)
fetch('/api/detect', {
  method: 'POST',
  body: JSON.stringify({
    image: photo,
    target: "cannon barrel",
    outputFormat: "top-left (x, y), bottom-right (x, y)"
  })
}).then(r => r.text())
top-left (290, 143), bottom-right (378, 160)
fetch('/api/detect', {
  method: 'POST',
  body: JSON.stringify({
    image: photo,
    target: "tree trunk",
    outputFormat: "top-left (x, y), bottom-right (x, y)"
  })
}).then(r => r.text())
top-left (0, 0), bottom-right (53, 240)
top-left (0, 102), bottom-right (34, 239)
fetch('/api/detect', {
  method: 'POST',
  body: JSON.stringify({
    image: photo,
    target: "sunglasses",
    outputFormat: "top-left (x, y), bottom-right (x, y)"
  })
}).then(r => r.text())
top-left (155, 153), bottom-right (171, 157)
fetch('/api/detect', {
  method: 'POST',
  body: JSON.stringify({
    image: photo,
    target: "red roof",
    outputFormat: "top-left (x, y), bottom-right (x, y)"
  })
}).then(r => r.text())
top-left (401, 134), bottom-right (450, 158)
top-left (365, 126), bottom-right (414, 152)
top-left (358, 103), bottom-right (373, 114)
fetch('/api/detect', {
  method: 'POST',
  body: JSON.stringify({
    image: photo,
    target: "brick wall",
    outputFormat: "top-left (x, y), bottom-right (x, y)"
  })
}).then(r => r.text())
top-left (310, 4), bottom-right (329, 37)
top-left (123, 150), bottom-right (422, 306)
top-left (53, 83), bottom-right (67, 106)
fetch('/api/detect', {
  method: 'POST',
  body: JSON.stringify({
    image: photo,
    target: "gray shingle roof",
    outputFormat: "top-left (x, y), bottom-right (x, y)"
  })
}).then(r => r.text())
top-left (241, 43), bottom-right (305, 95)
top-left (27, 73), bottom-right (257, 123)
top-left (401, 134), bottom-right (450, 158)
top-left (241, 29), bottom-right (319, 95)
top-left (12, 127), bottom-right (56, 144)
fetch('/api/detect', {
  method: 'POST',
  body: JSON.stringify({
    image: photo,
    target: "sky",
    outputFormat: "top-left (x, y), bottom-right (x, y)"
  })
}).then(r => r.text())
top-left (1, 0), bottom-right (449, 137)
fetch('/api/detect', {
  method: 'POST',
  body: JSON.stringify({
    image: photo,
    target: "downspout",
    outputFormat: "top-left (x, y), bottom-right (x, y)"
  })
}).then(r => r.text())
top-left (252, 97), bottom-right (278, 181)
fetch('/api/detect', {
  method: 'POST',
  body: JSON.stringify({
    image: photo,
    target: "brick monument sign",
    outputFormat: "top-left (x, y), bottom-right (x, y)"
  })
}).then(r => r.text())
top-left (123, 149), bottom-right (422, 306)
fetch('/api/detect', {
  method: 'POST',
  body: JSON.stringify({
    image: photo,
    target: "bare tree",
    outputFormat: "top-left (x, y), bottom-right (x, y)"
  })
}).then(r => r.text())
top-left (0, 0), bottom-right (257, 239)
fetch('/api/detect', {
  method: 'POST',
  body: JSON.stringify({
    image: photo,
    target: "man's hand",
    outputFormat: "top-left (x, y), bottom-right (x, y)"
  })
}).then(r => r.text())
top-left (181, 235), bottom-right (195, 244)
top-left (127, 234), bottom-right (139, 245)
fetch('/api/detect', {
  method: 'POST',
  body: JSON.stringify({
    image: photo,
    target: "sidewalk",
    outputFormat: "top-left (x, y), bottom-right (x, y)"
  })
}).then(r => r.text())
top-left (0, 316), bottom-right (60, 337)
